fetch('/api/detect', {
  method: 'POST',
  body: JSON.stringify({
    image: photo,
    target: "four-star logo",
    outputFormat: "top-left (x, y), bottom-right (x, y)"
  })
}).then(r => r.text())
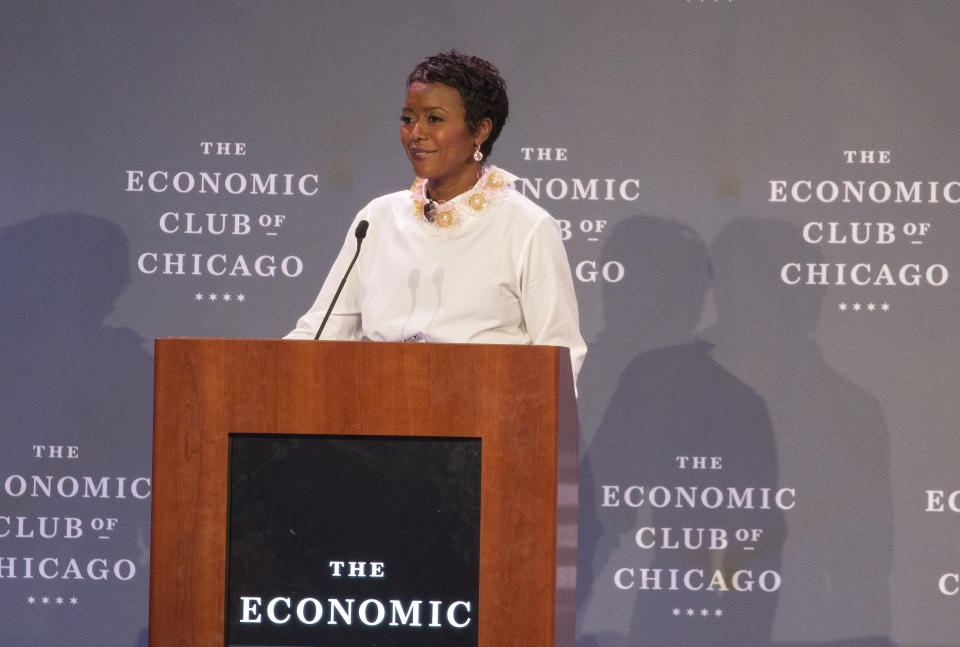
top-left (195, 292), bottom-right (247, 302)
top-left (838, 302), bottom-right (891, 312)
top-left (26, 595), bottom-right (79, 606)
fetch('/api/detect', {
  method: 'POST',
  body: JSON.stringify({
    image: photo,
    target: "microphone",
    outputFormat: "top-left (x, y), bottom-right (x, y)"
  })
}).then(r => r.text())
top-left (424, 200), bottom-right (437, 222)
top-left (313, 220), bottom-right (369, 340)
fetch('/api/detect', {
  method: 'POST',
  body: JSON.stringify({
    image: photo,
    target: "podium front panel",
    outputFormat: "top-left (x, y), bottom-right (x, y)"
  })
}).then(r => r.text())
top-left (150, 339), bottom-right (577, 647)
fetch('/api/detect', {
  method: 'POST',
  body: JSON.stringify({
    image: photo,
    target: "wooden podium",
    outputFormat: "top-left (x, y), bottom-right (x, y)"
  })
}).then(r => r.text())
top-left (149, 338), bottom-right (578, 647)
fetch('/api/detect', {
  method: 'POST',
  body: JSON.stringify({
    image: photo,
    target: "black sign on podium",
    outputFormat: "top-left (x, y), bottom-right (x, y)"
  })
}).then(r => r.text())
top-left (226, 434), bottom-right (481, 647)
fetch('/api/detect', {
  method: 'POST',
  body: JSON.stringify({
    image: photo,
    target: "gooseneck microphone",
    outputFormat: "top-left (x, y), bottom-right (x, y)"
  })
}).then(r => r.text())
top-left (313, 220), bottom-right (369, 340)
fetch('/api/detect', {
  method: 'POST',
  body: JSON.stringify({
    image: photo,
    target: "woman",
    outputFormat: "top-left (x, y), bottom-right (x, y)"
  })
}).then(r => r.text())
top-left (286, 51), bottom-right (586, 382)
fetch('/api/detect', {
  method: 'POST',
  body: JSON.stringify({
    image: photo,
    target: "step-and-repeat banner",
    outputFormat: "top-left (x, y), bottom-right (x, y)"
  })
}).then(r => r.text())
top-left (2, 2), bottom-right (958, 646)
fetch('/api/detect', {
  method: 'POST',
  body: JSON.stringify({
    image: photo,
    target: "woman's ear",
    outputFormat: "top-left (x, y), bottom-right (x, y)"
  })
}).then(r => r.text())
top-left (474, 117), bottom-right (493, 146)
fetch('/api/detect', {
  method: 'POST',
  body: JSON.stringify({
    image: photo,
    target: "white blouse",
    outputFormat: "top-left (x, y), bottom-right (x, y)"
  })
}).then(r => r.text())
top-left (285, 167), bottom-right (586, 382)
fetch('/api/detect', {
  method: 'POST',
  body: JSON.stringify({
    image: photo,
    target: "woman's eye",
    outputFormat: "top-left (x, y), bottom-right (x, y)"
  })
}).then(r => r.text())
top-left (428, 115), bottom-right (443, 123)
top-left (400, 115), bottom-right (413, 124)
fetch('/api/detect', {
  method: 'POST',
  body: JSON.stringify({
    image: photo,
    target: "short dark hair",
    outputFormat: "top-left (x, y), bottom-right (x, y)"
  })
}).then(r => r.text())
top-left (407, 50), bottom-right (509, 160)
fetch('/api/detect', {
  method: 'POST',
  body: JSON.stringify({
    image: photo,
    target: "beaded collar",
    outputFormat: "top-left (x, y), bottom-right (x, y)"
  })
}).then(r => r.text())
top-left (410, 166), bottom-right (515, 229)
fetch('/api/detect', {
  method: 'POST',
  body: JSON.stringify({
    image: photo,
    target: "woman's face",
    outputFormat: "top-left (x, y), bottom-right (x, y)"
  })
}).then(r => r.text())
top-left (401, 82), bottom-right (488, 200)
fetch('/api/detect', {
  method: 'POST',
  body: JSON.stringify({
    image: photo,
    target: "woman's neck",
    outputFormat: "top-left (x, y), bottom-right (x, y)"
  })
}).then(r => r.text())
top-left (425, 164), bottom-right (483, 202)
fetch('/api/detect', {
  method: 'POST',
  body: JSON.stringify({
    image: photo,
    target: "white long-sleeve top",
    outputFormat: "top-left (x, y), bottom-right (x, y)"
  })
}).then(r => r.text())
top-left (285, 167), bottom-right (586, 382)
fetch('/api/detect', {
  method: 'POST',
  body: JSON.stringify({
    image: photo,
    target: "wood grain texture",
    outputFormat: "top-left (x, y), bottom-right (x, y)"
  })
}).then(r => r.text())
top-left (149, 338), bottom-right (577, 647)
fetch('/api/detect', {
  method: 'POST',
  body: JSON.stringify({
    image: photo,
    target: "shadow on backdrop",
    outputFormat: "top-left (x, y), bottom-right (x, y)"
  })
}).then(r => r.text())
top-left (0, 214), bottom-right (152, 647)
top-left (577, 215), bottom-right (783, 647)
top-left (705, 217), bottom-right (894, 647)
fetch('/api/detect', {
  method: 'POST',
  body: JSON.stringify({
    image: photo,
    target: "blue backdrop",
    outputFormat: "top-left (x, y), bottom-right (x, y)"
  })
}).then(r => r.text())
top-left (2, 1), bottom-right (958, 645)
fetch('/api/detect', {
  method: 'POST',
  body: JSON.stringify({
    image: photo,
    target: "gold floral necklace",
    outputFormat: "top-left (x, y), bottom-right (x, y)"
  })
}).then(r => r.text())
top-left (410, 166), bottom-right (511, 228)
